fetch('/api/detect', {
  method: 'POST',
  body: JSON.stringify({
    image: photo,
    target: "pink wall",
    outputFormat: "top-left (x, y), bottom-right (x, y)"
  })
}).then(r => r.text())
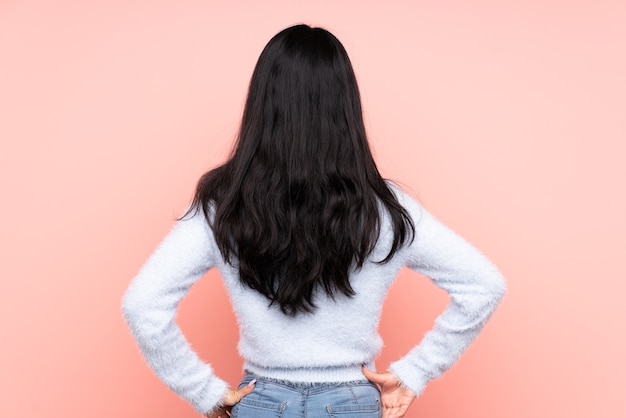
top-left (1, 1), bottom-right (625, 417)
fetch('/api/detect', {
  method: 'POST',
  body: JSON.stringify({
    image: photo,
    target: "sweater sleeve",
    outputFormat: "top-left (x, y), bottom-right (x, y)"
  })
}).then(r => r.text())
top-left (388, 192), bottom-right (506, 397)
top-left (121, 209), bottom-right (228, 415)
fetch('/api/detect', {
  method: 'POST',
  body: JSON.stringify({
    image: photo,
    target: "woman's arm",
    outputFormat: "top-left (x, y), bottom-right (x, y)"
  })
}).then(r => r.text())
top-left (121, 209), bottom-right (229, 415)
top-left (388, 191), bottom-right (507, 398)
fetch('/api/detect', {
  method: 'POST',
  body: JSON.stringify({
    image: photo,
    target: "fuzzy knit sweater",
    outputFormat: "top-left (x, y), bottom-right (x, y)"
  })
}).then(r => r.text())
top-left (122, 186), bottom-right (506, 415)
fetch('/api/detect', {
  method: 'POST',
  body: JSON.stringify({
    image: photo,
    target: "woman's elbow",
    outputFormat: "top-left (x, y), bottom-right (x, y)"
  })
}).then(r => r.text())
top-left (491, 271), bottom-right (507, 303)
top-left (121, 285), bottom-right (148, 331)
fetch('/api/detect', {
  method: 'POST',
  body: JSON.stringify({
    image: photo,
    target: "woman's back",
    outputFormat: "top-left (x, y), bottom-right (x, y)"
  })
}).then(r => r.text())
top-left (122, 182), bottom-right (505, 414)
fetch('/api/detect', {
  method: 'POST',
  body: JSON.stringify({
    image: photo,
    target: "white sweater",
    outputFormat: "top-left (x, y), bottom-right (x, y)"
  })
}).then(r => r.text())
top-left (122, 187), bottom-right (506, 415)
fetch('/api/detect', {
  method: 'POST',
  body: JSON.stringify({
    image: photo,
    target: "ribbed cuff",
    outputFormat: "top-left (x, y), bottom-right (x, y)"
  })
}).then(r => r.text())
top-left (388, 359), bottom-right (429, 398)
top-left (192, 375), bottom-right (229, 416)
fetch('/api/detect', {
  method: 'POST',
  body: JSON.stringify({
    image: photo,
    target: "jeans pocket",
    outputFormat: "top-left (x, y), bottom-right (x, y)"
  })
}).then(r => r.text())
top-left (324, 384), bottom-right (381, 417)
top-left (326, 400), bottom-right (380, 417)
top-left (231, 397), bottom-right (287, 418)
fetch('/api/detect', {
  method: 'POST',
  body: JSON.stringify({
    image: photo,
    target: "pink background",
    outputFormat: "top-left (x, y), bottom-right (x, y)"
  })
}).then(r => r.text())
top-left (1, 1), bottom-right (625, 417)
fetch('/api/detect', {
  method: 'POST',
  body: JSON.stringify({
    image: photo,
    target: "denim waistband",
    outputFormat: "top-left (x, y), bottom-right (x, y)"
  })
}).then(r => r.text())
top-left (240, 371), bottom-right (377, 396)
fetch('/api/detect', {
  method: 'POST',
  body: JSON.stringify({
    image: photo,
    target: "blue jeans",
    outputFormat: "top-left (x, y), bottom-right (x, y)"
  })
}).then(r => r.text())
top-left (231, 373), bottom-right (382, 418)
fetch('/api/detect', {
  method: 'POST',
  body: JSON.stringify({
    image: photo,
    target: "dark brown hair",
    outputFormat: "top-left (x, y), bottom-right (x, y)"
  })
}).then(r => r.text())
top-left (185, 24), bottom-right (414, 315)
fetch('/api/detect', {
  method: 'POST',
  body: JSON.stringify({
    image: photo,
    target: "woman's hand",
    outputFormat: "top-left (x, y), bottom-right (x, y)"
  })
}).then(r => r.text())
top-left (205, 380), bottom-right (256, 418)
top-left (362, 366), bottom-right (416, 418)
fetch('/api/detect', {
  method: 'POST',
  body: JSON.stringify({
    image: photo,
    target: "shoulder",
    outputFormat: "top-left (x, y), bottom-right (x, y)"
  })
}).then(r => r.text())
top-left (159, 205), bottom-right (220, 261)
top-left (384, 180), bottom-right (426, 224)
top-left (177, 205), bottom-right (212, 234)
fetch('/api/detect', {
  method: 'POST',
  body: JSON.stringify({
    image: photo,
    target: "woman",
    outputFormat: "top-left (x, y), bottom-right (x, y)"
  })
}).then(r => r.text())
top-left (122, 24), bottom-right (506, 418)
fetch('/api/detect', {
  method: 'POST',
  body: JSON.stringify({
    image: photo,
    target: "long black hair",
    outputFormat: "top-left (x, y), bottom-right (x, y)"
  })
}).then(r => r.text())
top-left (186, 24), bottom-right (414, 315)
